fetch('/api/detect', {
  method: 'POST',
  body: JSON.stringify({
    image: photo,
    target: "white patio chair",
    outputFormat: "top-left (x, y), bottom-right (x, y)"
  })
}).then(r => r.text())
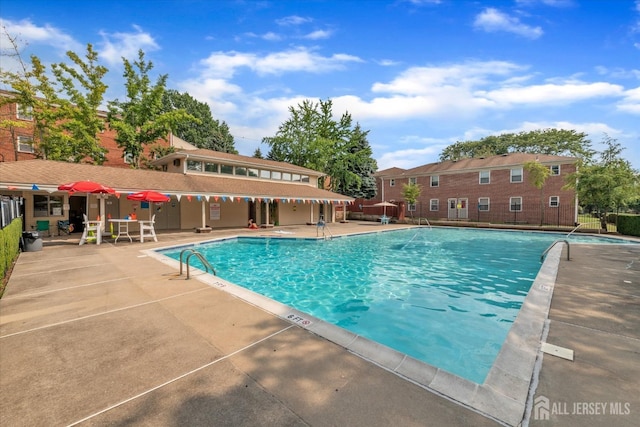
top-left (79, 214), bottom-right (102, 245)
top-left (139, 214), bottom-right (157, 243)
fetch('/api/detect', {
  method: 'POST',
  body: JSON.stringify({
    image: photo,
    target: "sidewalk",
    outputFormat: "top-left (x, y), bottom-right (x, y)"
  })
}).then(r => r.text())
top-left (1, 224), bottom-right (638, 426)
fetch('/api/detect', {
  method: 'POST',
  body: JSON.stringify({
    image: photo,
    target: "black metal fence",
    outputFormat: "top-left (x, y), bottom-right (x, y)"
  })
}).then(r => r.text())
top-left (1, 196), bottom-right (23, 229)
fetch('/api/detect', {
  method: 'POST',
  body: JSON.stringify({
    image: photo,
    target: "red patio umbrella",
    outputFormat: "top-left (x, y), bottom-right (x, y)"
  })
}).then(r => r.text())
top-left (127, 191), bottom-right (171, 220)
top-left (58, 180), bottom-right (115, 194)
top-left (58, 181), bottom-right (116, 227)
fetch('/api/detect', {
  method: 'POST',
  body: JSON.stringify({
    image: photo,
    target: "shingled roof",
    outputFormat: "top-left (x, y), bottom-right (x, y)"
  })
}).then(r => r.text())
top-left (0, 160), bottom-right (353, 203)
top-left (375, 153), bottom-right (578, 178)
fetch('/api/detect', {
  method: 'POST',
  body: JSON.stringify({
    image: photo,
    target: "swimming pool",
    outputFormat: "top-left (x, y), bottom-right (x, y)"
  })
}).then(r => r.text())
top-left (159, 227), bottom-right (634, 383)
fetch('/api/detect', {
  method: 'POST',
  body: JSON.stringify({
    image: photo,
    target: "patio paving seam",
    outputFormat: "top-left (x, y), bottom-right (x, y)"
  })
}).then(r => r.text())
top-left (0, 276), bottom-right (138, 299)
top-left (0, 287), bottom-right (211, 339)
top-left (548, 319), bottom-right (640, 342)
top-left (65, 324), bottom-right (295, 427)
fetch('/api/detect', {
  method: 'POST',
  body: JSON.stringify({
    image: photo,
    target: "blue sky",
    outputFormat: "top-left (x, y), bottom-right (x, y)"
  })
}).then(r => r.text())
top-left (2, 0), bottom-right (639, 170)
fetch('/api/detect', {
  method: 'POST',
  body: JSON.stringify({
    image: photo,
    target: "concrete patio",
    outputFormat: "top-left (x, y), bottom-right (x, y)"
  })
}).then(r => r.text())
top-left (1, 222), bottom-right (638, 426)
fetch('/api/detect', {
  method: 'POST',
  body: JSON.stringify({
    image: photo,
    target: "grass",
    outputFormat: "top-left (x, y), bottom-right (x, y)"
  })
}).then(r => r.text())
top-left (577, 214), bottom-right (617, 232)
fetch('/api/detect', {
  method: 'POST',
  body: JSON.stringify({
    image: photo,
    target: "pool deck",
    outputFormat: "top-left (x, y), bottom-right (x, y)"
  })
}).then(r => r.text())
top-left (1, 222), bottom-right (638, 426)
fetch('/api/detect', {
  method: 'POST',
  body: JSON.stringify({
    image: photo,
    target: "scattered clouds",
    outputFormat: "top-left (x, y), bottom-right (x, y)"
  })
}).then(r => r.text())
top-left (474, 8), bottom-right (543, 39)
top-left (0, 18), bottom-right (81, 53)
top-left (303, 29), bottom-right (333, 40)
top-left (276, 15), bottom-right (312, 26)
top-left (199, 47), bottom-right (363, 79)
top-left (617, 86), bottom-right (640, 114)
top-left (97, 25), bottom-right (159, 65)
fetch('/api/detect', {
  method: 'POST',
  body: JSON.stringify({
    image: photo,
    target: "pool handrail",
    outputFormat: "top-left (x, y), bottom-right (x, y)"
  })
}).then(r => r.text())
top-left (566, 223), bottom-right (581, 238)
top-left (541, 239), bottom-right (570, 263)
top-left (179, 248), bottom-right (217, 279)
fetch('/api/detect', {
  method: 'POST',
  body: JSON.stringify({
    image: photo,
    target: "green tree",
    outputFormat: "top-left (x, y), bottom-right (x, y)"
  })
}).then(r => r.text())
top-left (565, 136), bottom-right (639, 231)
top-left (402, 183), bottom-right (422, 219)
top-left (161, 89), bottom-right (237, 153)
top-left (107, 50), bottom-right (197, 168)
top-left (524, 159), bottom-right (551, 225)
top-left (253, 147), bottom-right (264, 158)
top-left (1, 31), bottom-right (107, 163)
top-left (264, 99), bottom-right (377, 195)
top-left (439, 129), bottom-right (594, 162)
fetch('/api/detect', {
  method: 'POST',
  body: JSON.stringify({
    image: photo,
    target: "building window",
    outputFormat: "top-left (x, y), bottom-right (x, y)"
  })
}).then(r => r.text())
top-left (282, 172), bottom-right (291, 181)
top-left (408, 203), bottom-right (416, 212)
top-left (272, 171), bottom-right (282, 180)
top-left (510, 168), bottom-right (523, 183)
top-left (220, 164), bottom-right (234, 175)
top-left (17, 104), bottom-right (33, 121)
top-left (204, 162), bottom-right (219, 173)
top-left (430, 199), bottom-right (439, 211)
top-left (301, 175), bottom-right (310, 183)
top-left (478, 197), bottom-right (490, 211)
top-left (549, 196), bottom-right (559, 207)
top-left (235, 166), bottom-right (247, 176)
top-left (291, 173), bottom-right (300, 182)
top-left (187, 160), bottom-right (203, 171)
top-left (479, 171), bottom-right (490, 184)
top-left (510, 197), bottom-right (522, 212)
top-left (260, 170), bottom-right (270, 179)
top-left (389, 179), bottom-right (395, 187)
top-left (248, 168), bottom-right (259, 177)
top-left (550, 165), bottom-right (560, 176)
top-left (409, 177), bottom-right (417, 185)
top-left (430, 175), bottom-right (439, 187)
top-left (33, 195), bottom-right (64, 217)
top-left (17, 136), bottom-right (34, 153)
top-left (123, 152), bottom-right (134, 164)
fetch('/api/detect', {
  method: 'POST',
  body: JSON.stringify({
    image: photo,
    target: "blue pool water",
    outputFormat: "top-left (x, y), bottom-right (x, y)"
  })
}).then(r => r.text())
top-left (159, 228), bottom-right (634, 383)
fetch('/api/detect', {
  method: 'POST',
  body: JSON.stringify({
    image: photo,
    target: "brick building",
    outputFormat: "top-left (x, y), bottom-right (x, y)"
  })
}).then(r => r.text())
top-left (352, 153), bottom-right (579, 227)
top-left (0, 90), bottom-right (170, 167)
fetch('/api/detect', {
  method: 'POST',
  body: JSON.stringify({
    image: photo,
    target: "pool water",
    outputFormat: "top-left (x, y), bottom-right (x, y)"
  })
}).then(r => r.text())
top-left (160, 228), bottom-right (633, 383)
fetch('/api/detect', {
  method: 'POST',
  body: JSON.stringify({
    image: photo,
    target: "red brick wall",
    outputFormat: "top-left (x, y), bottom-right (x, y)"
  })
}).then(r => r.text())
top-left (353, 162), bottom-right (578, 226)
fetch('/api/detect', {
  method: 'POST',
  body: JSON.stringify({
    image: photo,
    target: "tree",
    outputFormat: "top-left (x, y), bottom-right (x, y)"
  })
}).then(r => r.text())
top-left (161, 89), bottom-right (237, 153)
top-left (565, 136), bottom-right (639, 231)
top-left (264, 99), bottom-right (377, 196)
top-left (401, 183), bottom-right (422, 219)
top-left (253, 147), bottom-right (264, 158)
top-left (1, 31), bottom-right (107, 163)
top-left (524, 159), bottom-right (551, 225)
top-left (329, 124), bottom-right (378, 198)
top-left (439, 129), bottom-right (594, 162)
top-left (107, 50), bottom-right (197, 168)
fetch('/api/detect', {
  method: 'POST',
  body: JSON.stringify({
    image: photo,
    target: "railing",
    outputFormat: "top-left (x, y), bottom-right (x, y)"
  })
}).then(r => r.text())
top-left (179, 248), bottom-right (216, 279)
top-left (316, 220), bottom-right (333, 240)
top-left (566, 223), bottom-right (582, 238)
top-left (540, 239), bottom-right (570, 263)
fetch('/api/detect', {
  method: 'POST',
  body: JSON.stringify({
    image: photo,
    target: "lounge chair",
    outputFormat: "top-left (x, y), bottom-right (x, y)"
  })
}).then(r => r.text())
top-left (35, 220), bottom-right (51, 237)
top-left (58, 220), bottom-right (73, 235)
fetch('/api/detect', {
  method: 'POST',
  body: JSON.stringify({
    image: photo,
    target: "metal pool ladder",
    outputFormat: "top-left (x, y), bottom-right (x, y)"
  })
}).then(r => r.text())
top-left (541, 239), bottom-right (570, 263)
top-left (179, 248), bottom-right (217, 279)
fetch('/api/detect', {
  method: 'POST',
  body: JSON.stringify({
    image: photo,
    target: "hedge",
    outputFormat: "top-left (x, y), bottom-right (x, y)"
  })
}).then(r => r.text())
top-left (1, 218), bottom-right (23, 283)
top-left (616, 214), bottom-right (640, 237)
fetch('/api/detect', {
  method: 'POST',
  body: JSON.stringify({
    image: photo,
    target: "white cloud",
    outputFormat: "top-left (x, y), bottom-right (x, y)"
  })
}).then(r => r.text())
top-left (474, 8), bottom-right (543, 39)
top-left (276, 16), bottom-right (312, 26)
top-left (304, 29), bottom-right (333, 40)
top-left (98, 25), bottom-right (159, 65)
top-left (261, 32), bottom-right (282, 41)
top-left (199, 47), bottom-right (362, 79)
top-left (479, 81), bottom-right (624, 105)
top-left (617, 86), bottom-right (640, 114)
top-left (0, 18), bottom-right (81, 53)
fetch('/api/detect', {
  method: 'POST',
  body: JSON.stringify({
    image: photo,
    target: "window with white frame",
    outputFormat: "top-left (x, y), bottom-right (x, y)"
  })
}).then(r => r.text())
top-left (17, 136), bottom-right (34, 153)
top-left (271, 170), bottom-right (282, 180)
top-left (187, 160), bottom-right (203, 171)
top-left (124, 152), bottom-right (134, 164)
top-left (550, 165), bottom-right (560, 176)
top-left (260, 169), bottom-right (270, 179)
top-left (408, 203), bottom-right (416, 212)
top-left (17, 104), bottom-right (33, 121)
top-left (389, 179), bottom-right (395, 187)
top-left (549, 196), bottom-right (559, 207)
top-left (510, 168), bottom-right (523, 183)
top-left (478, 197), bottom-right (490, 211)
top-left (479, 170), bottom-right (490, 184)
top-left (510, 197), bottom-right (523, 211)
top-left (33, 195), bottom-right (64, 217)
top-left (430, 175), bottom-right (439, 187)
top-left (430, 199), bottom-right (439, 211)
top-left (204, 162), bottom-right (219, 173)
top-left (409, 177), bottom-right (417, 185)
